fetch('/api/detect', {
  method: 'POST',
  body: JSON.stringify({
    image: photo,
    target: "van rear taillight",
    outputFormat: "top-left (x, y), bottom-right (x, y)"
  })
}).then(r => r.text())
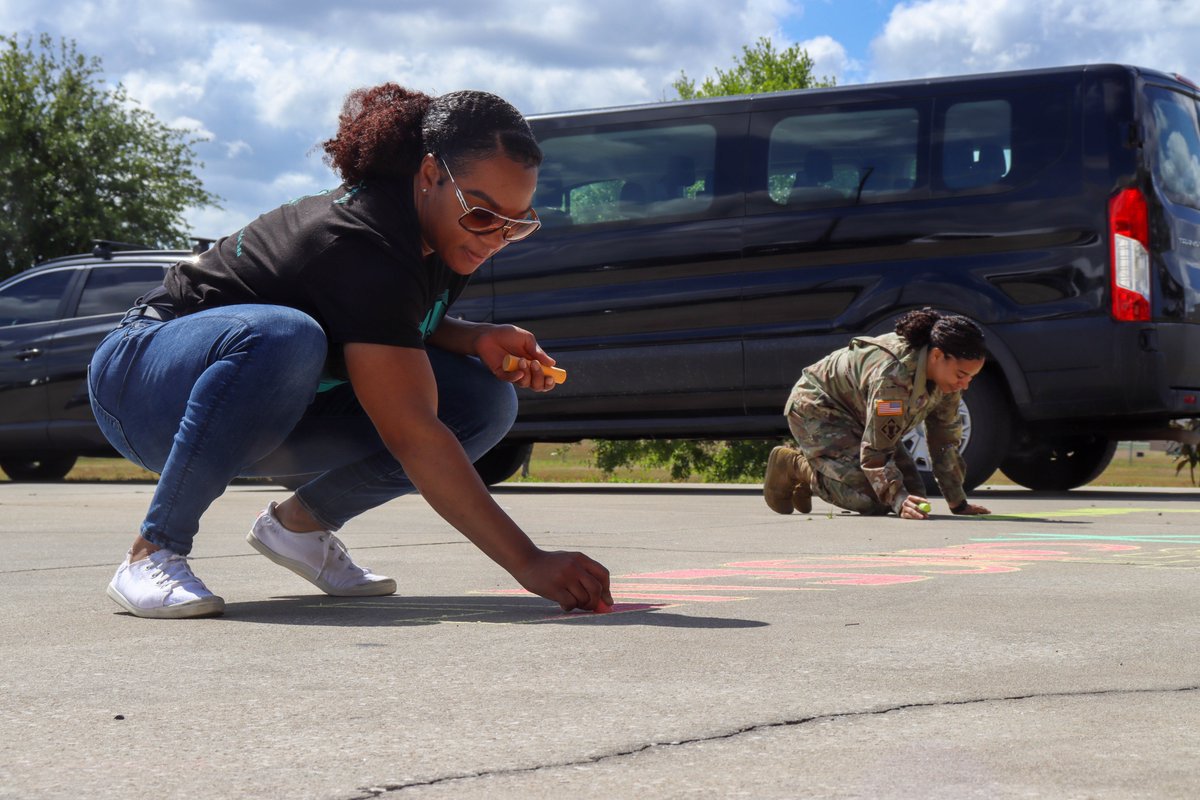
top-left (1108, 188), bottom-right (1151, 321)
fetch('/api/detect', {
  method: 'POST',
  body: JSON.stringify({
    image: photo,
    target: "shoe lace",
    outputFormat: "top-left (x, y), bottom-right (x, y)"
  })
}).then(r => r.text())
top-left (316, 533), bottom-right (369, 578)
top-left (146, 551), bottom-right (200, 591)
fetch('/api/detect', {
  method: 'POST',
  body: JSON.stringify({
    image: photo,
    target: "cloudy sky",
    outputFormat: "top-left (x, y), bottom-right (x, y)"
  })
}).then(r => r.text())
top-left (5, 0), bottom-right (1200, 239)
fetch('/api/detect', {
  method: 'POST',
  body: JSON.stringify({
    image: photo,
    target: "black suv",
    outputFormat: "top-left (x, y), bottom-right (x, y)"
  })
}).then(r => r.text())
top-left (0, 244), bottom-right (180, 480)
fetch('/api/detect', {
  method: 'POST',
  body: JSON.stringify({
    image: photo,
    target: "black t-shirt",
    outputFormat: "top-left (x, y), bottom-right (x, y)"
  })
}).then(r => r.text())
top-left (161, 179), bottom-right (470, 362)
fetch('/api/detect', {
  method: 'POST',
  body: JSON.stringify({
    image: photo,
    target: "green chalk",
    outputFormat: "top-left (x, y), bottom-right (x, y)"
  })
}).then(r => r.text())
top-left (917, 502), bottom-right (932, 514)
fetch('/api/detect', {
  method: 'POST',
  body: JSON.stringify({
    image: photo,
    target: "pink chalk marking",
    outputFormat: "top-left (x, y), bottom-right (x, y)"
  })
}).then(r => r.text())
top-left (481, 588), bottom-right (741, 602)
top-left (723, 558), bottom-right (1020, 575)
top-left (624, 568), bottom-right (805, 580)
top-left (621, 568), bottom-right (928, 585)
top-left (599, 592), bottom-right (744, 602)
top-left (813, 574), bottom-right (930, 586)
top-left (612, 583), bottom-right (810, 592)
top-left (904, 542), bottom-right (1139, 560)
top-left (728, 558), bottom-right (919, 568)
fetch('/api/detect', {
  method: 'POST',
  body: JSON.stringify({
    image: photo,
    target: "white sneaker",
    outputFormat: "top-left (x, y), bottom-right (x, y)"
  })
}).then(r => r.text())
top-left (246, 502), bottom-right (396, 597)
top-left (106, 550), bottom-right (225, 619)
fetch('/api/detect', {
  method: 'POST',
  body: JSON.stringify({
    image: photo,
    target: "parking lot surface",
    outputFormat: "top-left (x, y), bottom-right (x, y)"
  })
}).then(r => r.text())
top-left (1, 482), bottom-right (1198, 799)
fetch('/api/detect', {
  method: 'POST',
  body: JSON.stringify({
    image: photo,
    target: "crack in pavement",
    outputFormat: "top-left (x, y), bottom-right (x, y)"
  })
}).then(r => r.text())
top-left (344, 683), bottom-right (1200, 798)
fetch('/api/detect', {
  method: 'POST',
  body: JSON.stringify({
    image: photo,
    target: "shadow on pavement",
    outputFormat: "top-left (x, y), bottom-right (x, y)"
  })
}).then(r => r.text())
top-left (971, 488), bottom-right (1198, 502)
top-left (207, 594), bottom-right (769, 629)
top-left (965, 515), bottom-right (1091, 524)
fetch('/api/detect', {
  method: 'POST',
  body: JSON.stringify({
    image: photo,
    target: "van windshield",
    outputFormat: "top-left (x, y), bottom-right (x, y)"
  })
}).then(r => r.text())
top-left (1148, 86), bottom-right (1200, 210)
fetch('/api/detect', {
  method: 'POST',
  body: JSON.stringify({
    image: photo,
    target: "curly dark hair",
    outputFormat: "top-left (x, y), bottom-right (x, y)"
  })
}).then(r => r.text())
top-left (895, 307), bottom-right (986, 360)
top-left (321, 84), bottom-right (542, 183)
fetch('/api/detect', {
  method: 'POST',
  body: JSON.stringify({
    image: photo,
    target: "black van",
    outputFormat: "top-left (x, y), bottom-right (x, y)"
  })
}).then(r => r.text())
top-left (465, 63), bottom-right (1200, 491)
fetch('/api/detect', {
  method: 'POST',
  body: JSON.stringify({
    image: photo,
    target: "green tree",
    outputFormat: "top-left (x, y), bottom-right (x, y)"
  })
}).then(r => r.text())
top-left (673, 36), bottom-right (835, 100)
top-left (0, 34), bottom-right (219, 277)
top-left (594, 439), bottom-right (783, 483)
top-left (596, 38), bottom-right (832, 482)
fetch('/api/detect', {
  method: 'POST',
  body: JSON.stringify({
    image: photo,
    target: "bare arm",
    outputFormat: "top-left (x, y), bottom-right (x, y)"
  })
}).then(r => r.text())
top-left (345, 342), bottom-right (610, 610)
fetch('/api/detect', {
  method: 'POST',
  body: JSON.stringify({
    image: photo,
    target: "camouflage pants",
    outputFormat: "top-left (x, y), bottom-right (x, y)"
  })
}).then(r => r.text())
top-left (787, 405), bottom-right (924, 515)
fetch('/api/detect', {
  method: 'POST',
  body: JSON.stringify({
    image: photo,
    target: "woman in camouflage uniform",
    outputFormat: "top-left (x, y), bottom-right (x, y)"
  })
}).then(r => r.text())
top-left (764, 308), bottom-right (992, 520)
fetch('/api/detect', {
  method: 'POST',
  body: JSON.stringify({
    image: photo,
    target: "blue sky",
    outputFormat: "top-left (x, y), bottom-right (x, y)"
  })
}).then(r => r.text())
top-left (5, 0), bottom-right (1200, 240)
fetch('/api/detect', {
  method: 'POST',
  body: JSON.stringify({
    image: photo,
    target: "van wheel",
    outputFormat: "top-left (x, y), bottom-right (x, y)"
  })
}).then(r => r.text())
top-left (901, 369), bottom-right (1012, 495)
top-left (0, 455), bottom-right (78, 481)
top-left (998, 435), bottom-right (1116, 491)
top-left (474, 441), bottom-right (534, 486)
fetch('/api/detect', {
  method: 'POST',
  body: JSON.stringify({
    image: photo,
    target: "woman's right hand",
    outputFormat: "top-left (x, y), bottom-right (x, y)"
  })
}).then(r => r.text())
top-left (898, 494), bottom-right (931, 520)
top-left (512, 549), bottom-right (612, 612)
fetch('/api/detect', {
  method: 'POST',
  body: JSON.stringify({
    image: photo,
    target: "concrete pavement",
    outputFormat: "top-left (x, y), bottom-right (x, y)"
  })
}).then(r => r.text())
top-left (1, 481), bottom-right (1198, 799)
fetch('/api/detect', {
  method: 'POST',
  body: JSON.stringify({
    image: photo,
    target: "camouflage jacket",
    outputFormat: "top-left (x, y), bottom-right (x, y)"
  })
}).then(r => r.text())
top-left (787, 332), bottom-right (967, 510)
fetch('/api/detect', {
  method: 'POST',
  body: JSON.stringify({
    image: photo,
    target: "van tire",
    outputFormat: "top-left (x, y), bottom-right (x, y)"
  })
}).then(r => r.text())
top-left (474, 441), bottom-right (534, 486)
top-left (998, 435), bottom-right (1117, 491)
top-left (905, 369), bottom-right (1013, 495)
top-left (0, 455), bottom-right (77, 481)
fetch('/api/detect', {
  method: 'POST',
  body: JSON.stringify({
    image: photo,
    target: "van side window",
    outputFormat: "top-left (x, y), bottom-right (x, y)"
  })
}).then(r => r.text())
top-left (936, 88), bottom-right (1070, 194)
top-left (1147, 87), bottom-right (1200, 210)
top-left (537, 124), bottom-right (717, 228)
top-left (765, 107), bottom-right (920, 207)
top-left (943, 100), bottom-right (1012, 189)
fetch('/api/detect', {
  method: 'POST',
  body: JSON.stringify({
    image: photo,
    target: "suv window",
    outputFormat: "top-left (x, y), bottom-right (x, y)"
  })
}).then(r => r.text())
top-left (536, 123), bottom-right (717, 227)
top-left (75, 265), bottom-right (165, 317)
top-left (765, 106), bottom-right (921, 207)
top-left (0, 270), bottom-right (73, 326)
top-left (1147, 85), bottom-right (1200, 210)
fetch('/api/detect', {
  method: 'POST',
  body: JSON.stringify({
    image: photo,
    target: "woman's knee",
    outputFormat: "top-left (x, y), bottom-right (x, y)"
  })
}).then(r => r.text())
top-left (429, 348), bottom-right (518, 437)
top-left (245, 306), bottom-right (325, 363)
top-left (216, 306), bottom-right (328, 387)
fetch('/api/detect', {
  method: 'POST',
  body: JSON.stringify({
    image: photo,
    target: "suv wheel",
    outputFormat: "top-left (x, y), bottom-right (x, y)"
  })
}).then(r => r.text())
top-left (0, 455), bottom-right (78, 482)
top-left (901, 369), bottom-right (1013, 494)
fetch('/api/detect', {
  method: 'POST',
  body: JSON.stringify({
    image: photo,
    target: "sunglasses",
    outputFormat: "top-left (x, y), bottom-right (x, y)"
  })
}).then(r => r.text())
top-left (439, 158), bottom-right (541, 242)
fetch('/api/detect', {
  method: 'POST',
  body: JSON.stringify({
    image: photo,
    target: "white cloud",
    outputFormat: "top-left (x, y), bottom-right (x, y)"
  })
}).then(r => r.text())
top-left (8, 0), bottom-right (1200, 242)
top-left (798, 35), bottom-right (857, 84)
top-left (870, 0), bottom-right (1200, 82)
top-left (168, 116), bottom-right (213, 140)
top-left (224, 140), bottom-right (252, 159)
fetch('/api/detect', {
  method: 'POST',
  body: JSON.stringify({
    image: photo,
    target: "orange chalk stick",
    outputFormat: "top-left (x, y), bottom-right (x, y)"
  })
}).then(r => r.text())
top-left (502, 354), bottom-right (566, 383)
top-left (593, 600), bottom-right (613, 614)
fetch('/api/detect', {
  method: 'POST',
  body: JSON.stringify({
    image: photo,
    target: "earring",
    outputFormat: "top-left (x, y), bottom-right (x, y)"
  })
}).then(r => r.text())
top-left (422, 188), bottom-right (428, 194)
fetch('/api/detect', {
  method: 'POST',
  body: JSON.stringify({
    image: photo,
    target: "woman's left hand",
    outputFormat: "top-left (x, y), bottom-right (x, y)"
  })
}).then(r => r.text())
top-left (952, 502), bottom-right (991, 515)
top-left (475, 324), bottom-right (559, 392)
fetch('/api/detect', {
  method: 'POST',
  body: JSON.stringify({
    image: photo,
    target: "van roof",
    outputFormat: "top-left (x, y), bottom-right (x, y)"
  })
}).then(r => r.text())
top-left (527, 63), bottom-right (1188, 120)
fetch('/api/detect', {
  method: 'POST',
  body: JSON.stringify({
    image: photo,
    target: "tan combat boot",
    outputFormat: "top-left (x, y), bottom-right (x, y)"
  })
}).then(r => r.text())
top-left (764, 445), bottom-right (810, 514)
top-left (791, 456), bottom-right (814, 514)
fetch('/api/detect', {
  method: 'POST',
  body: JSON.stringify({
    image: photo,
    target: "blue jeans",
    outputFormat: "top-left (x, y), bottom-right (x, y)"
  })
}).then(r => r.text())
top-left (88, 304), bottom-right (517, 555)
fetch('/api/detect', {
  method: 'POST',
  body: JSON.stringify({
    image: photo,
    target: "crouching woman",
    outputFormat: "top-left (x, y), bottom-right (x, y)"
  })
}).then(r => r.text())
top-left (764, 308), bottom-right (992, 519)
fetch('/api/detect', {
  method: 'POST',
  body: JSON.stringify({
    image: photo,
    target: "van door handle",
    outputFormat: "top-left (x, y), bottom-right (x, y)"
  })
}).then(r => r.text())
top-left (14, 348), bottom-right (43, 361)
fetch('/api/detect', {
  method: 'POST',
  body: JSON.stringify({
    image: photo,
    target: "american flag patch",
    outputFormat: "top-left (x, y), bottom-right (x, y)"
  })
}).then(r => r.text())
top-left (875, 399), bottom-right (903, 416)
